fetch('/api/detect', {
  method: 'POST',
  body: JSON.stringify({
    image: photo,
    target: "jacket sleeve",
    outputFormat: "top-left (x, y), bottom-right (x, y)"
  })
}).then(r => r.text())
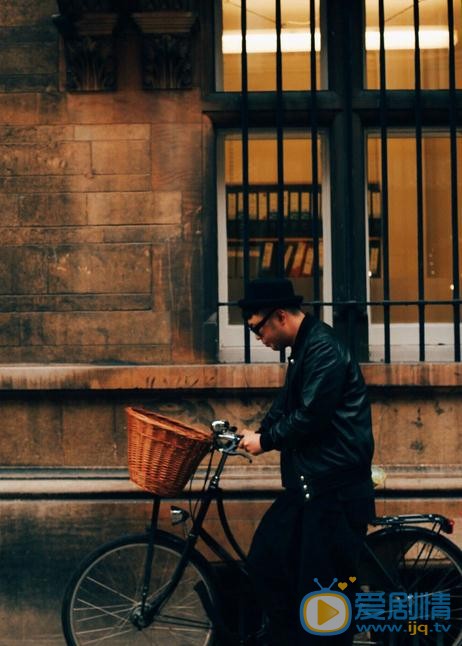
top-left (258, 385), bottom-right (287, 433)
top-left (259, 336), bottom-right (346, 451)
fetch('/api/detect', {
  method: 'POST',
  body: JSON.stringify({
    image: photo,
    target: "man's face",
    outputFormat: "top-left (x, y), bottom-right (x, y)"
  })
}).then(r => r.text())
top-left (247, 308), bottom-right (288, 351)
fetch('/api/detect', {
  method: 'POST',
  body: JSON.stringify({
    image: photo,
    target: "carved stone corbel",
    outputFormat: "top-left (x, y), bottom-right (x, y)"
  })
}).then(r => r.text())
top-left (53, 2), bottom-right (119, 91)
top-left (132, 11), bottom-right (197, 90)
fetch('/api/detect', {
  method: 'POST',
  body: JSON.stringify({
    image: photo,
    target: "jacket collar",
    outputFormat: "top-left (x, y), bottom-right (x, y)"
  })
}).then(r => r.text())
top-left (289, 313), bottom-right (316, 361)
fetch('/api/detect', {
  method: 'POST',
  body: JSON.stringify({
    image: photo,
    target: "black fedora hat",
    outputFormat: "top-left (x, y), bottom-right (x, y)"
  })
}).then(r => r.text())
top-left (238, 277), bottom-right (303, 310)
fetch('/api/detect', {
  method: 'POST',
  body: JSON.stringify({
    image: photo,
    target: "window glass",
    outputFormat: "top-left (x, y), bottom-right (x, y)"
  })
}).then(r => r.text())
top-left (223, 132), bottom-right (324, 325)
top-left (365, 0), bottom-right (462, 89)
top-left (367, 132), bottom-right (462, 325)
top-left (218, 0), bottom-right (322, 91)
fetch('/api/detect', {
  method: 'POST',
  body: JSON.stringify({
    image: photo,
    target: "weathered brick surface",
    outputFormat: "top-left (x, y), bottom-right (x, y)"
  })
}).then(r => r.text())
top-left (18, 311), bottom-right (171, 347)
top-left (74, 124), bottom-right (150, 141)
top-left (48, 244), bottom-right (152, 294)
top-left (0, 294), bottom-right (152, 312)
top-left (0, 142), bottom-right (90, 175)
top-left (0, 313), bottom-right (20, 346)
top-left (0, 125), bottom-right (74, 143)
top-left (0, 193), bottom-right (18, 224)
top-left (91, 140), bottom-right (150, 175)
top-left (0, 0), bottom-right (56, 26)
top-left (19, 193), bottom-right (86, 226)
top-left (0, 246), bottom-right (47, 294)
top-left (0, 0), bottom-right (208, 365)
top-left (87, 191), bottom-right (182, 225)
top-left (0, 92), bottom-right (38, 124)
top-left (0, 42), bottom-right (56, 75)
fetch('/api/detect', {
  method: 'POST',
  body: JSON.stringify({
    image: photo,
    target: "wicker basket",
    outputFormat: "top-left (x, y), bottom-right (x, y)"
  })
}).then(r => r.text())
top-left (126, 406), bottom-right (212, 496)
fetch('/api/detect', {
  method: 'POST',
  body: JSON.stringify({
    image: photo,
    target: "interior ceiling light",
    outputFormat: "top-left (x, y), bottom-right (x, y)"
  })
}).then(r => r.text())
top-left (222, 27), bottom-right (457, 54)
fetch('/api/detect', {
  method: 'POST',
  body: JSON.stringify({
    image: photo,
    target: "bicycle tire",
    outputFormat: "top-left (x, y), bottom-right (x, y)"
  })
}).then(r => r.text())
top-left (354, 526), bottom-right (462, 645)
top-left (62, 530), bottom-right (217, 645)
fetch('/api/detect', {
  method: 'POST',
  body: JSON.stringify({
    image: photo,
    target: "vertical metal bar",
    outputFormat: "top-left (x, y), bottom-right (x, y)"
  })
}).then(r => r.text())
top-left (240, 0), bottom-right (251, 363)
top-left (275, 0), bottom-right (285, 277)
top-left (378, 0), bottom-right (391, 363)
top-left (341, 0), bottom-right (355, 354)
top-left (447, 0), bottom-right (461, 361)
top-left (275, 0), bottom-right (285, 362)
top-left (310, 0), bottom-right (321, 320)
top-left (413, 0), bottom-right (426, 361)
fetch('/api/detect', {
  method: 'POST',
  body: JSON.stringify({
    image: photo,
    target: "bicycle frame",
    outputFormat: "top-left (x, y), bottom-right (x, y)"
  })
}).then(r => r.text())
top-left (134, 419), bottom-right (460, 636)
top-left (135, 422), bottom-right (247, 628)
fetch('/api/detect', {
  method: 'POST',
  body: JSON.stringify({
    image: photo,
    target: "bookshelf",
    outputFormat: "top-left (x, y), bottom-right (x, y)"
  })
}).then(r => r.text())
top-left (226, 183), bottom-right (323, 280)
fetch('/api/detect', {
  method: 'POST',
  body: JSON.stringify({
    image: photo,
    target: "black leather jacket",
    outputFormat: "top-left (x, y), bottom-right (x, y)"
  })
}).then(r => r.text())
top-left (259, 314), bottom-right (375, 500)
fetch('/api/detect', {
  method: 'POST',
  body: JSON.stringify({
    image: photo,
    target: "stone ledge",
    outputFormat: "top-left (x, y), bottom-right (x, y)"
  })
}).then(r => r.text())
top-left (0, 362), bottom-right (461, 390)
top-left (1, 465), bottom-right (461, 498)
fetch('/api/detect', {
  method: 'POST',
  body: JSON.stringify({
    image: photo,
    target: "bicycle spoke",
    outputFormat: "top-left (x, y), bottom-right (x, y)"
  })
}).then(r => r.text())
top-left (63, 536), bottom-right (215, 646)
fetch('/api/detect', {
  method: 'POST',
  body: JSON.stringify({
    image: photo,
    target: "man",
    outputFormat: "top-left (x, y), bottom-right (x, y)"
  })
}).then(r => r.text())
top-left (237, 277), bottom-right (375, 645)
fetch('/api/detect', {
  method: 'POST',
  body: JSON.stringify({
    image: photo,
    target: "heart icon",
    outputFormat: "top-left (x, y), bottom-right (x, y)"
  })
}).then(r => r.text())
top-left (349, 576), bottom-right (357, 583)
top-left (338, 582), bottom-right (348, 591)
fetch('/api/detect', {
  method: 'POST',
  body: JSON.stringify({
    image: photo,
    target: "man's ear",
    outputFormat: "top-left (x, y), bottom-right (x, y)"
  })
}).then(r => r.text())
top-left (275, 308), bottom-right (286, 324)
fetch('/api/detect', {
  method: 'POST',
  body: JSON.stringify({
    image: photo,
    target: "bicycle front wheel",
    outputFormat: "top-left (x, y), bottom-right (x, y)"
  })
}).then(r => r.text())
top-left (354, 527), bottom-right (462, 645)
top-left (62, 532), bottom-right (216, 645)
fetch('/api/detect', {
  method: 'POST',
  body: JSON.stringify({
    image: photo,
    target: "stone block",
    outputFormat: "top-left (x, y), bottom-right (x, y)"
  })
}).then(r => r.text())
top-left (0, 194), bottom-right (18, 225)
top-left (0, 225), bottom-right (103, 245)
top-left (48, 244), bottom-right (152, 294)
top-left (0, 313), bottom-right (20, 346)
top-left (19, 193), bottom-right (86, 226)
top-left (0, 246), bottom-right (47, 294)
top-left (91, 140), bottom-right (150, 175)
top-left (0, 293), bottom-right (152, 312)
top-left (102, 224), bottom-right (180, 243)
top-left (0, 1), bottom-right (55, 27)
top-left (74, 124), bottom-right (150, 141)
top-left (19, 311), bottom-right (171, 347)
top-left (0, 73), bottom-right (57, 92)
top-left (0, 93), bottom-right (38, 125)
top-left (0, 125), bottom-right (74, 144)
top-left (0, 398), bottom-right (63, 465)
top-left (0, 42), bottom-right (56, 75)
top-left (0, 343), bottom-right (172, 364)
top-left (151, 122), bottom-right (202, 192)
top-left (62, 400), bottom-right (118, 465)
top-left (371, 392), bottom-right (462, 466)
top-left (87, 191), bottom-right (181, 225)
top-left (152, 243), bottom-right (172, 311)
top-left (109, 88), bottom-right (203, 124)
top-left (0, 142), bottom-right (90, 176)
top-left (0, 173), bottom-right (152, 193)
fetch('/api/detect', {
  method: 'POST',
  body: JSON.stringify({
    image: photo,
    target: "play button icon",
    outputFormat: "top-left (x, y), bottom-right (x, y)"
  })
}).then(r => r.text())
top-left (300, 591), bottom-right (351, 635)
top-left (318, 598), bottom-right (340, 625)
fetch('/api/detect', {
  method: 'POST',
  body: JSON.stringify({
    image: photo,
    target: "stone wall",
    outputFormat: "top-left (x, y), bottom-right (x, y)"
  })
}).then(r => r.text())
top-left (0, 0), bottom-right (214, 365)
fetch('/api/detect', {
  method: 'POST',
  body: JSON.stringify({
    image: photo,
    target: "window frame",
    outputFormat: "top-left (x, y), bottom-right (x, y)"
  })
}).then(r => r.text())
top-left (203, 0), bottom-right (462, 363)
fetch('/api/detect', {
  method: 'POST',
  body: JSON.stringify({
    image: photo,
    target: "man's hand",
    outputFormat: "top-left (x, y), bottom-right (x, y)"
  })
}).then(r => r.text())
top-left (238, 429), bottom-right (263, 455)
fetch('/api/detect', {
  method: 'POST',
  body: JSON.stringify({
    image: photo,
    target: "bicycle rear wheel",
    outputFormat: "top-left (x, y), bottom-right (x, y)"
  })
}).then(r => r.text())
top-left (62, 531), bottom-right (216, 645)
top-left (354, 527), bottom-right (462, 645)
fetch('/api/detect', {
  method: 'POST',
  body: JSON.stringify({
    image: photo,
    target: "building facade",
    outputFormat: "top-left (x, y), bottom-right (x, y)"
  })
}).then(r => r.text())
top-left (0, 0), bottom-right (461, 642)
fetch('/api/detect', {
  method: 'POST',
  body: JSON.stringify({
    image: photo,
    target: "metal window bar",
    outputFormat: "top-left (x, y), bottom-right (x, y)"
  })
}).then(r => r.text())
top-left (447, 0), bottom-right (461, 361)
top-left (378, 0), bottom-right (391, 363)
top-left (310, 0), bottom-right (321, 320)
top-left (240, 0), bottom-right (251, 363)
top-left (413, 0), bottom-right (426, 361)
top-left (275, 0), bottom-right (286, 362)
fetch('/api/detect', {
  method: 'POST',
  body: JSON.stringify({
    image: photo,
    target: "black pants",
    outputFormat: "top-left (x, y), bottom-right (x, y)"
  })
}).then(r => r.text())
top-left (246, 489), bottom-right (374, 646)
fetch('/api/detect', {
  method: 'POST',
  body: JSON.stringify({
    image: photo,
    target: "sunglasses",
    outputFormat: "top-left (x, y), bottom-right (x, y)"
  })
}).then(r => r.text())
top-left (247, 308), bottom-right (278, 336)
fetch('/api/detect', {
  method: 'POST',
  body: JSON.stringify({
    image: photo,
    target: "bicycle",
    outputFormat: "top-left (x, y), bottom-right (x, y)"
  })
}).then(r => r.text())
top-left (62, 420), bottom-right (462, 645)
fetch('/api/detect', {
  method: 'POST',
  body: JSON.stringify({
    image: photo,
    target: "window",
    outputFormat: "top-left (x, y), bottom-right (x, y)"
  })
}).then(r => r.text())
top-left (217, 130), bottom-right (331, 361)
top-left (212, 0), bottom-right (461, 363)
